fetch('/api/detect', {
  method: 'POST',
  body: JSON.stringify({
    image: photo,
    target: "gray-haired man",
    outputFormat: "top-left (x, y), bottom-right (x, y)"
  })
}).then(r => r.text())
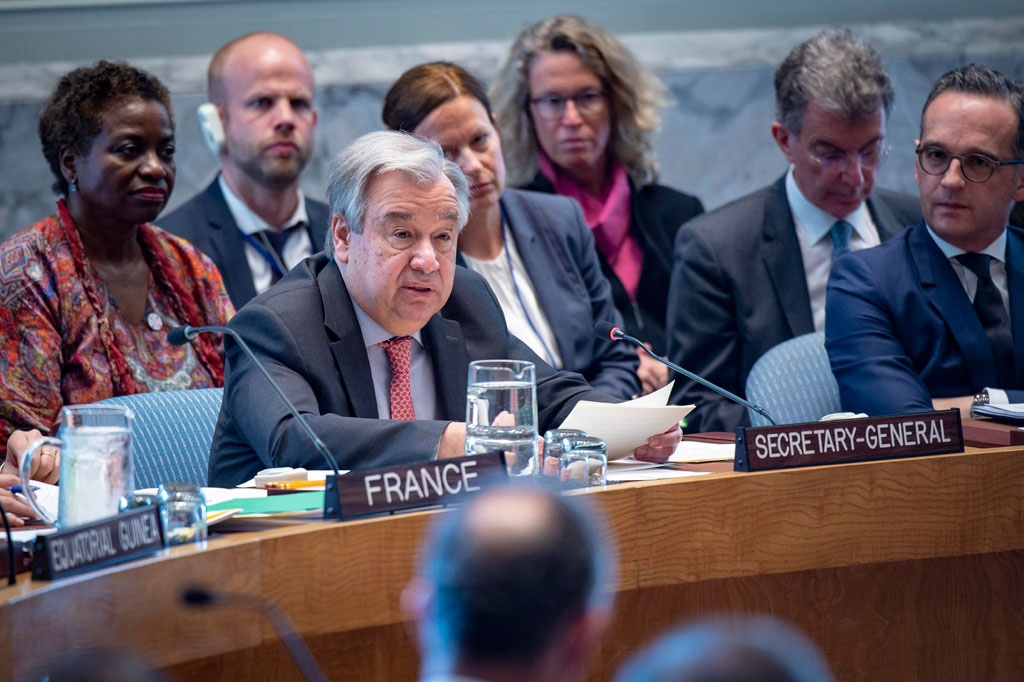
top-left (208, 131), bottom-right (680, 486)
top-left (666, 28), bottom-right (921, 432)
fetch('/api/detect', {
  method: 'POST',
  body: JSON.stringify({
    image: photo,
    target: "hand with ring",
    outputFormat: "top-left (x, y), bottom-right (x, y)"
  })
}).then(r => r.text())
top-left (3, 429), bottom-right (60, 484)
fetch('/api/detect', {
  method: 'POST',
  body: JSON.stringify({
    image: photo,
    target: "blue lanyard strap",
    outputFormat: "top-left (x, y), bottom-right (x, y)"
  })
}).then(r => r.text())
top-left (501, 206), bottom-right (559, 369)
top-left (238, 230), bottom-right (286, 278)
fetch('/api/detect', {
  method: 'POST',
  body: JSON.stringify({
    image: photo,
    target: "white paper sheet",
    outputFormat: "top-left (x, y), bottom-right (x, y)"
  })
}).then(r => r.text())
top-left (607, 468), bottom-right (710, 482)
top-left (557, 385), bottom-right (694, 459)
top-left (669, 440), bottom-right (736, 463)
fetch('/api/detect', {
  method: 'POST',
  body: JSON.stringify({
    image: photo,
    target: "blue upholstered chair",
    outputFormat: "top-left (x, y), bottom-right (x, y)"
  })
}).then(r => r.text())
top-left (94, 388), bottom-right (223, 489)
top-left (744, 332), bottom-right (841, 427)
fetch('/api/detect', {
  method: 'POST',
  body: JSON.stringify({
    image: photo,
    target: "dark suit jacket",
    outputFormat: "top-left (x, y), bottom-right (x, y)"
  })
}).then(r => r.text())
top-left (826, 221), bottom-right (1024, 415)
top-left (1011, 202), bottom-right (1024, 228)
top-left (523, 174), bottom-right (704, 353)
top-left (158, 178), bottom-right (330, 309)
top-left (457, 189), bottom-right (638, 399)
top-left (208, 255), bottom-right (611, 487)
top-left (666, 175), bottom-right (921, 432)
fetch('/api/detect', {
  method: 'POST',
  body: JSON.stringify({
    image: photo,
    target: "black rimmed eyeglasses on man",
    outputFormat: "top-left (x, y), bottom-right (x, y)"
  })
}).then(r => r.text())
top-left (915, 145), bottom-right (1024, 183)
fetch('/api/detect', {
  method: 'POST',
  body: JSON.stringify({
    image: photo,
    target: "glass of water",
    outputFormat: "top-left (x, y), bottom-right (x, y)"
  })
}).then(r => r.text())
top-left (158, 482), bottom-right (207, 546)
top-left (466, 359), bottom-right (539, 477)
top-left (543, 429), bottom-right (587, 478)
top-left (557, 436), bottom-right (608, 490)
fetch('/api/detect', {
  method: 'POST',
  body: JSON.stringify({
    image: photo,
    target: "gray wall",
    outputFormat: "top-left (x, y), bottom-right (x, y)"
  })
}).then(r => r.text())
top-left (1, 0), bottom-right (1021, 64)
top-left (1, 7), bottom-right (1023, 241)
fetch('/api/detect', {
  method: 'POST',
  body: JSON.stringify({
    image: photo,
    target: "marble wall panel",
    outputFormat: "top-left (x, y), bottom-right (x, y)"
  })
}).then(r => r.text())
top-left (2, 19), bottom-right (1022, 242)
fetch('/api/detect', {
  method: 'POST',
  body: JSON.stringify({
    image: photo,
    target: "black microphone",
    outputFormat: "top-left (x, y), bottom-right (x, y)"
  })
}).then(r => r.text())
top-left (168, 325), bottom-right (343, 515)
top-left (595, 321), bottom-right (778, 426)
top-left (0, 497), bottom-right (16, 585)
top-left (182, 585), bottom-right (329, 682)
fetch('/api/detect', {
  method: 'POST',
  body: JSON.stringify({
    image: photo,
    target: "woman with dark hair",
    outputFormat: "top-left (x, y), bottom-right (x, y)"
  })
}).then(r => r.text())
top-left (0, 60), bottom-right (234, 473)
top-left (492, 15), bottom-right (705, 392)
top-left (383, 61), bottom-right (641, 399)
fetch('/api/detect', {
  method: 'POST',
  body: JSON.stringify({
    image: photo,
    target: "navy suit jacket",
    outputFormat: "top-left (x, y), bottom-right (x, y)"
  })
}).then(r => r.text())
top-left (158, 178), bottom-right (330, 310)
top-left (826, 221), bottom-right (1024, 415)
top-left (208, 255), bottom-right (611, 487)
top-left (666, 175), bottom-right (921, 432)
top-left (457, 189), bottom-right (638, 399)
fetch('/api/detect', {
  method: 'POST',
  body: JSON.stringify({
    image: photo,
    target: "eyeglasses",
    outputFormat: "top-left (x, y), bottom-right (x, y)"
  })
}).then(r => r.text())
top-left (808, 141), bottom-right (890, 173)
top-left (915, 145), bottom-right (1024, 183)
top-left (529, 90), bottom-right (607, 121)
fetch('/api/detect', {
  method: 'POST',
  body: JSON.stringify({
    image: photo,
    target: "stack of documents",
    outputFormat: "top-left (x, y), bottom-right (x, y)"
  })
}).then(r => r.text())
top-left (972, 403), bottom-right (1024, 423)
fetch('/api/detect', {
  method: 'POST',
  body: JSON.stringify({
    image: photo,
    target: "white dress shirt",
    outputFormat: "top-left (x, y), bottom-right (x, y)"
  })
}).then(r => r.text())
top-left (351, 301), bottom-right (440, 421)
top-left (786, 168), bottom-right (881, 332)
top-left (219, 175), bottom-right (312, 295)
top-left (461, 231), bottom-right (562, 369)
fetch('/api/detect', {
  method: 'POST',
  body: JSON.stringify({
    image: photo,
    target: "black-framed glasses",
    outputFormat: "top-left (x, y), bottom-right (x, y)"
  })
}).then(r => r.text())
top-left (808, 141), bottom-right (890, 173)
top-left (915, 145), bottom-right (1024, 183)
top-left (529, 90), bottom-right (607, 121)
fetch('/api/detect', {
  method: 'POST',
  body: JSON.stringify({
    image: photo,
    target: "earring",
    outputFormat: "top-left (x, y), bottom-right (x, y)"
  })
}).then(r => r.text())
top-left (68, 180), bottom-right (77, 193)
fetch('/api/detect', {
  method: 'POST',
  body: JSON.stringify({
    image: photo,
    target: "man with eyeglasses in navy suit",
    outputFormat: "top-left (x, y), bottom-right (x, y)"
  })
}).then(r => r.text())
top-left (826, 64), bottom-right (1024, 416)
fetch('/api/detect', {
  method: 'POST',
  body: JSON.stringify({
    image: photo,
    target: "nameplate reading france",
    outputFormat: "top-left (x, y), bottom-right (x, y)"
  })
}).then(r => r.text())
top-left (734, 409), bottom-right (963, 472)
top-left (32, 506), bottom-right (165, 581)
top-left (336, 453), bottom-right (507, 519)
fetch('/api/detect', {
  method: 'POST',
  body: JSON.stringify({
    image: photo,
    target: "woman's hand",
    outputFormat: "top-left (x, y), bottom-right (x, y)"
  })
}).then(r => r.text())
top-left (2, 430), bottom-right (60, 484)
top-left (0, 473), bottom-right (37, 527)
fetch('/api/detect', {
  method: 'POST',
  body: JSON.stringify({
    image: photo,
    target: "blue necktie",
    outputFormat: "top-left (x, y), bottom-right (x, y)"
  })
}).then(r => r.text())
top-left (830, 220), bottom-right (853, 260)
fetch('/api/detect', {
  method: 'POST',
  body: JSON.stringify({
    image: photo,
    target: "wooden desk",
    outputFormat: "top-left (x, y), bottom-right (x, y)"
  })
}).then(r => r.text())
top-left (3, 447), bottom-right (1023, 681)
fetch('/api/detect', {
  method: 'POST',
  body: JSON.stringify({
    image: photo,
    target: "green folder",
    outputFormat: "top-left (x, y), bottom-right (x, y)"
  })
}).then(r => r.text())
top-left (208, 491), bottom-right (324, 516)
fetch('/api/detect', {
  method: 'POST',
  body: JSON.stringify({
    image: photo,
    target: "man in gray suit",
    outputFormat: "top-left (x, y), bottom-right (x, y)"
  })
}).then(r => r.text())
top-left (208, 131), bottom-right (681, 486)
top-left (666, 28), bottom-right (921, 432)
top-left (161, 32), bottom-right (328, 309)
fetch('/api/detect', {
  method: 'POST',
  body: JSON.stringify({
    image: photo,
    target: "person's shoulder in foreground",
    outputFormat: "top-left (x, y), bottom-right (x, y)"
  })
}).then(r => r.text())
top-left (614, 614), bottom-right (835, 682)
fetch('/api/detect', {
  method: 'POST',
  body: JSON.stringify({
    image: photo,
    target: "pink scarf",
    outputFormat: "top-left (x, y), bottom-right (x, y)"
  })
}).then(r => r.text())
top-left (538, 152), bottom-right (642, 301)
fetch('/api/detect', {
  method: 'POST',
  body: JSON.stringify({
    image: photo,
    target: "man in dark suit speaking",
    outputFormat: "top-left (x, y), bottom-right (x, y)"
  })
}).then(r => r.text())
top-left (826, 64), bottom-right (1024, 416)
top-left (208, 131), bottom-right (680, 486)
top-left (161, 32), bottom-right (329, 309)
top-left (665, 29), bottom-right (920, 432)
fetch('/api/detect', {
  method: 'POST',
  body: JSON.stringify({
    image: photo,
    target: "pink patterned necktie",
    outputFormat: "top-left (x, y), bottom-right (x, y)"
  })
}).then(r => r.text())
top-left (377, 336), bottom-right (416, 420)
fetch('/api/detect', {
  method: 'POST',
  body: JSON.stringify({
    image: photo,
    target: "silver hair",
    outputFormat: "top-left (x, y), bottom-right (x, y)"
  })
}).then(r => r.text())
top-left (774, 28), bottom-right (893, 135)
top-left (323, 130), bottom-right (470, 255)
top-left (491, 14), bottom-right (666, 187)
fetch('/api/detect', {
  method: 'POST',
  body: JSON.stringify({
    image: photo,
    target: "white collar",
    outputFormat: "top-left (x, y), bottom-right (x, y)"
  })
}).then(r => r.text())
top-left (350, 298), bottom-right (424, 349)
top-left (785, 167), bottom-right (871, 244)
top-left (218, 174), bottom-right (308, 236)
top-left (925, 224), bottom-right (1007, 262)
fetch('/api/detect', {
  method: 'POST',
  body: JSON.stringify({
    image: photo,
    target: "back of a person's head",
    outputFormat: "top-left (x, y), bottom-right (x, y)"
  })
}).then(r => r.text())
top-left (418, 485), bottom-right (611, 667)
top-left (614, 615), bottom-right (834, 682)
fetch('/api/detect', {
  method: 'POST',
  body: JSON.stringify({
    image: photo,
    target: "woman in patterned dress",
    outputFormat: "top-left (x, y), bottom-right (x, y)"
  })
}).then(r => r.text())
top-left (0, 61), bottom-right (234, 497)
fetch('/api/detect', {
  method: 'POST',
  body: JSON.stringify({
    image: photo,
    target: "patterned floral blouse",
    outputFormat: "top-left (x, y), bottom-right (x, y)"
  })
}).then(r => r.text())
top-left (0, 211), bottom-right (235, 455)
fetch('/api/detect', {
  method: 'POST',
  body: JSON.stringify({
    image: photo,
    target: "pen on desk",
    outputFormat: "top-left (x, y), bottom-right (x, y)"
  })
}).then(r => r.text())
top-left (10, 486), bottom-right (39, 495)
top-left (265, 480), bottom-right (324, 490)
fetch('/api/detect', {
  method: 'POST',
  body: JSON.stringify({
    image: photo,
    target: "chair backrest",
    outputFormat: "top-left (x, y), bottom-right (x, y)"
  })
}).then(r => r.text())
top-left (94, 388), bottom-right (223, 489)
top-left (744, 332), bottom-right (840, 427)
